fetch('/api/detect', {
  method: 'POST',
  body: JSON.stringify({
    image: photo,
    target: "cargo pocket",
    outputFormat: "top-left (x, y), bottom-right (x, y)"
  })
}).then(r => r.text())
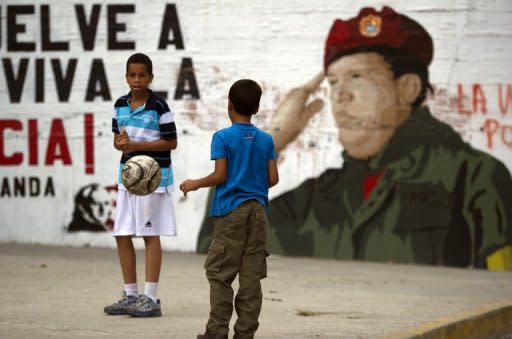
top-left (254, 210), bottom-right (268, 243)
top-left (259, 251), bottom-right (270, 279)
top-left (393, 181), bottom-right (452, 232)
top-left (204, 243), bottom-right (225, 273)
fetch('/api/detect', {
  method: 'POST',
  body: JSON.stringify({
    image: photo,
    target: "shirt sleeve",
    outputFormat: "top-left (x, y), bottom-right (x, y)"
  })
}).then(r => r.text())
top-left (269, 134), bottom-right (277, 160)
top-left (211, 132), bottom-right (226, 160)
top-left (465, 157), bottom-right (512, 267)
top-left (112, 108), bottom-right (119, 134)
top-left (159, 108), bottom-right (177, 140)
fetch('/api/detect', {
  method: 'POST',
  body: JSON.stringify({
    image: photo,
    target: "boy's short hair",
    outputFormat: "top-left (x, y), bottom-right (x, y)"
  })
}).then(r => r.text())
top-left (126, 53), bottom-right (153, 75)
top-left (228, 79), bottom-right (262, 116)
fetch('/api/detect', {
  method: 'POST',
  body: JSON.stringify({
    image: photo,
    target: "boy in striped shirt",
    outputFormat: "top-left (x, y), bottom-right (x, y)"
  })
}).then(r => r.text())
top-left (104, 53), bottom-right (178, 317)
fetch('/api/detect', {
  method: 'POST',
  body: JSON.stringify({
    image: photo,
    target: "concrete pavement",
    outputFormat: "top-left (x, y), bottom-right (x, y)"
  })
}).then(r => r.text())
top-left (0, 244), bottom-right (511, 339)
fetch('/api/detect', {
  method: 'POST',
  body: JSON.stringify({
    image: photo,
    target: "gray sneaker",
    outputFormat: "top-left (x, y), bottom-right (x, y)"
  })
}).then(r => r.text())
top-left (127, 294), bottom-right (161, 317)
top-left (104, 292), bottom-right (138, 315)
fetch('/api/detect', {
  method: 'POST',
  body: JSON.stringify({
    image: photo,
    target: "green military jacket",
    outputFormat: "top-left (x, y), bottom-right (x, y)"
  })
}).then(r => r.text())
top-left (266, 107), bottom-right (512, 268)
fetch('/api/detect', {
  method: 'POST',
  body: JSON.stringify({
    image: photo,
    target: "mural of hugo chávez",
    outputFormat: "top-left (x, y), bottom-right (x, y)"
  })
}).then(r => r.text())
top-left (198, 6), bottom-right (512, 270)
top-left (67, 184), bottom-right (117, 232)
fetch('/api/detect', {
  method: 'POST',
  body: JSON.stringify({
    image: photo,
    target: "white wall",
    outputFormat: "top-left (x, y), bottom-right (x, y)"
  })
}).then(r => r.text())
top-left (1, 0), bottom-right (511, 251)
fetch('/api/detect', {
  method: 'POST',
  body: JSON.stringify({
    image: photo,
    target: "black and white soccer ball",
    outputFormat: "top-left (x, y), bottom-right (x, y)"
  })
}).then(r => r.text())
top-left (121, 155), bottom-right (161, 195)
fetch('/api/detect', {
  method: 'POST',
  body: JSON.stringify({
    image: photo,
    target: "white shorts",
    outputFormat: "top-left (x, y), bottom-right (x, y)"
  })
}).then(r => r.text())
top-left (113, 189), bottom-right (177, 237)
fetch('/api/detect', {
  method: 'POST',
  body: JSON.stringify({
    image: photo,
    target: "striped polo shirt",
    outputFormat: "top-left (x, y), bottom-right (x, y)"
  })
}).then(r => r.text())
top-left (112, 90), bottom-right (177, 192)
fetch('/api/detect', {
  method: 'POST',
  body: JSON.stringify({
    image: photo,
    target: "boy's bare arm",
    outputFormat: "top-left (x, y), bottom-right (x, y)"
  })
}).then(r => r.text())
top-left (180, 159), bottom-right (227, 196)
top-left (268, 159), bottom-right (279, 188)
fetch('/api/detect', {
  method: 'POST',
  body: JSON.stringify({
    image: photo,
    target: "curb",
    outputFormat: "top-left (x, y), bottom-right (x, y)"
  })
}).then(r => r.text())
top-left (387, 298), bottom-right (512, 339)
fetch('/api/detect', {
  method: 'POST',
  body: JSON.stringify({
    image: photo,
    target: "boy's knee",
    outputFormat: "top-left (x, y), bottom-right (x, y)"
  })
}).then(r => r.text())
top-left (205, 243), bottom-right (225, 273)
top-left (143, 235), bottom-right (160, 243)
top-left (115, 235), bottom-right (133, 244)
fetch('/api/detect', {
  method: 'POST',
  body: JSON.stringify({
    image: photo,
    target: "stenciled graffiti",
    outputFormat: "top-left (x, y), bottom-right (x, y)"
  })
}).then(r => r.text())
top-left (67, 183), bottom-right (117, 232)
top-left (197, 6), bottom-right (512, 270)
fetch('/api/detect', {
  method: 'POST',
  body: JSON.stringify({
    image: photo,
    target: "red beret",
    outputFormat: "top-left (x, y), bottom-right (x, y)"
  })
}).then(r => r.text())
top-left (324, 6), bottom-right (433, 71)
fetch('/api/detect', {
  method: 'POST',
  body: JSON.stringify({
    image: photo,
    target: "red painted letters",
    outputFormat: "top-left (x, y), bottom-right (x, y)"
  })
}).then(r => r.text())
top-left (0, 120), bottom-right (23, 165)
top-left (0, 114), bottom-right (95, 173)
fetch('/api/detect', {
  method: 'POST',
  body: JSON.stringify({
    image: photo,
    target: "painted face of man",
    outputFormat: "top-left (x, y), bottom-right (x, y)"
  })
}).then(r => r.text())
top-left (327, 52), bottom-right (414, 160)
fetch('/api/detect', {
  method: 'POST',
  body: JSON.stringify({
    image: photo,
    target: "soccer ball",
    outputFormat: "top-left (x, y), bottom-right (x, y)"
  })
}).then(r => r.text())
top-left (121, 155), bottom-right (161, 195)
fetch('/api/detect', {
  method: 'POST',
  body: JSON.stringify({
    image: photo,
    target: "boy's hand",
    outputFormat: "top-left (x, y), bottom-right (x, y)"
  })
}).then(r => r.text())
top-left (118, 130), bottom-right (136, 154)
top-left (121, 140), bottom-right (136, 154)
top-left (115, 130), bottom-right (129, 150)
top-left (179, 179), bottom-right (199, 196)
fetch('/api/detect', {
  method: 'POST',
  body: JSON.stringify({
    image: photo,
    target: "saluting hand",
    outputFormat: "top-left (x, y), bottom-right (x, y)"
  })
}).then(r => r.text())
top-left (266, 72), bottom-right (325, 153)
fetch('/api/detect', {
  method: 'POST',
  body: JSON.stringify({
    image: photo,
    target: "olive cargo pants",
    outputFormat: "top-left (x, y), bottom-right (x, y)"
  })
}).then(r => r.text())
top-left (204, 200), bottom-right (268, 339)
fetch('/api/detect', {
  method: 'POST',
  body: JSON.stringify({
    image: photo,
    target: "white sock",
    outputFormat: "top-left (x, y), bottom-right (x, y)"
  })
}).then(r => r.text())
top-left (144, 282), bottom-right (158, 301)
top-left (124, 283), bottom-right (138, 297)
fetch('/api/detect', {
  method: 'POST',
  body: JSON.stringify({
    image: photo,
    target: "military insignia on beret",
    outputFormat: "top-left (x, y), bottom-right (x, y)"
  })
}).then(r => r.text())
top-left (359, 14), bottom-right (382, 37)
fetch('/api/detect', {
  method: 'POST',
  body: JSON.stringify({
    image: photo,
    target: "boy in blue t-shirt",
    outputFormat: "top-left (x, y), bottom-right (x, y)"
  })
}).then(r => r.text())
top-left (180, 79), bottom-right (279, 339)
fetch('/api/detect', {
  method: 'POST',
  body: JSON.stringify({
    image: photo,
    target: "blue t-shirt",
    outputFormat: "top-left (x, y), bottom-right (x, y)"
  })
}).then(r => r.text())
top-left (209, 123), bottom-right (276, 217)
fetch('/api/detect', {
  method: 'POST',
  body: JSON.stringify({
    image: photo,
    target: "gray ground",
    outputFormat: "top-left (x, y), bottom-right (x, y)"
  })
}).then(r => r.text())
top-left (1, 244), bottom-right (511, 339)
